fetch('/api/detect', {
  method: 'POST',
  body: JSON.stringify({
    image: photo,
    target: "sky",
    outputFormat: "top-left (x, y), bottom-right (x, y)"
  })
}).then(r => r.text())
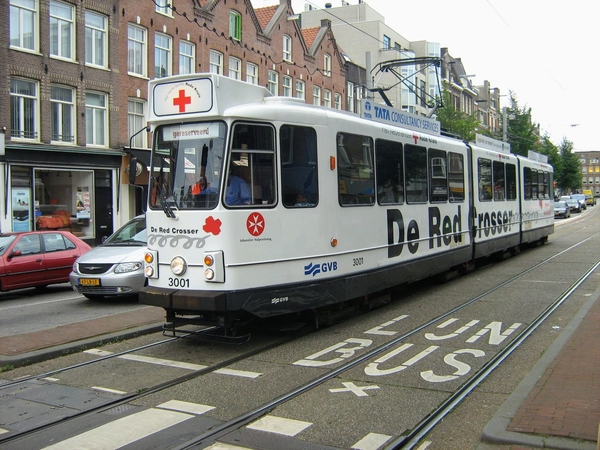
top-left (254, 0), bottom-right (596, 152)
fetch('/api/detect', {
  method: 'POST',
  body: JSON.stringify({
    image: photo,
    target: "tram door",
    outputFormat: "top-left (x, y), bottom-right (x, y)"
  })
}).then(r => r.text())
top-left (94, 170), bottom-right (113, 245)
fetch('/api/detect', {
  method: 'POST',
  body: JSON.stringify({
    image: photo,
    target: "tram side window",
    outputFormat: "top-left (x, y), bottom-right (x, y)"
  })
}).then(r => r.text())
top-left (375, 139), bottom-right (404, 205)
top-left (493, 161), bottom-right (505, 201)
top-left (405, 144), bottom-right (427, 203)
top-left (478, 158), bottom-right (492, 201)
top-left (337, 132), bottom-right (375, 206)
top-left (226, 123), bottom-right (276, 207)
top-left (523, 167), bottom-right (532, 200)
top-left (429, 149), bottom-right (448, 203)
top-left (531, 169), bottom-right (539, 199)
top-left (448, 152), bottom-right (465, 202)
top-left (541, 171), bottom-right (549, 199)
top-left (506, 163), bottom-right (517, 200)
top-left (281, 125), bottom-right (318, 208)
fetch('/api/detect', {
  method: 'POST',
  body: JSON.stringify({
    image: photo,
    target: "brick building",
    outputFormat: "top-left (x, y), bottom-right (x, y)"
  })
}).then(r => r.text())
top-left (0, 0), bottom-right (346, 241)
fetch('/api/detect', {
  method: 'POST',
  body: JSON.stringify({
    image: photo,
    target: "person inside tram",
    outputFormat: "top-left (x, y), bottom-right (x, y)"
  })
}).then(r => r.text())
top-left (226, 162), bottom-right (251, 205)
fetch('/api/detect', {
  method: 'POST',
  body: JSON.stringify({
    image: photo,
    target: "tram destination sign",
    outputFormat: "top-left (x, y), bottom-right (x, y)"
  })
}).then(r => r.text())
top-left (361, 99), bottom-right (441, 136)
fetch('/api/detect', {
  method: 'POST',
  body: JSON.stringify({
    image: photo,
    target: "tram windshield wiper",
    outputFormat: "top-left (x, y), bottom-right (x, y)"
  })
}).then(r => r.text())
top-left (160, 196), bottom-right (177, 219)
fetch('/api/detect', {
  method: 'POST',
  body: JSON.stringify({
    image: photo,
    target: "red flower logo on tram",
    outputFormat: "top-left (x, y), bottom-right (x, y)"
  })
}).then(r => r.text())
top-left (246, 212), bottom-right (265, 236)
top-left (203, 216), bottom-right (222, 236)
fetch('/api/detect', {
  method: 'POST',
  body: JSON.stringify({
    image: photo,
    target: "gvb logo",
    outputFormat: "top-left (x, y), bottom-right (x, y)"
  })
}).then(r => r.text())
top-left (304, 261), bottom-right (338, 277)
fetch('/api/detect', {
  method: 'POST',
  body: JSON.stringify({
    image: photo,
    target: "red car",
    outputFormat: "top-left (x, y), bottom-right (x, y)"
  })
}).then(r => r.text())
top-left (0, 231), bottom-right (91, 292)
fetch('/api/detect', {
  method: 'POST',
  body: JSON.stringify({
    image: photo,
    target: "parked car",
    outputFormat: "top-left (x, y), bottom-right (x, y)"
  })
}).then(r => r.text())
top-left (570, 194), bottom-right (587, 210)
top-left (0, 231), bottom-right (91, 292)
top-left (553, 201), bottom-right (570, 219)
top-left (70, 215), bottom-right (146, 300)
top-left (560, 196), bottom-right (581, 213)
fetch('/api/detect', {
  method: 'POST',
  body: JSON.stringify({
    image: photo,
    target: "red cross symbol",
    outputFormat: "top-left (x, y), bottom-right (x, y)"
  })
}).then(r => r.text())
top-left (173, 89), bottom-right (191, 113)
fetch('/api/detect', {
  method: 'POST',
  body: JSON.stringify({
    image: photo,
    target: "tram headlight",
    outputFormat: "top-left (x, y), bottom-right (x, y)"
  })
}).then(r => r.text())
top-left (170, 256), bottom-right (187, 276)
top-left (205, 268), bottom-right (215, 280)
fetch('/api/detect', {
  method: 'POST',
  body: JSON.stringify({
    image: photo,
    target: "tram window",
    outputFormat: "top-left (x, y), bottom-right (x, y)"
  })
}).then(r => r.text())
top-left (337, 132), bottom-right (374, 206)
top-left (405, 144), bottom-right (427, 203)
top-left (281, 125), bottom-right (318, 208)
top-left (478, 158), bottom-right (492, 201)
top-left (541, 171), bottom-right (549, 199)
top-left (226, 123), bottom-right (276, 207)
top-left (531, 169), bottom-right (539, 199)
top-left (429, 149), bottom-right (448, 203)
top-left (375, 139), bottom-right (404, 205)
top-left (506, 163), bottom-right (517, 200)
top-left (448, 152), bottom-right (465, 202)
top-left (523, 167), bottom-right (532, 200)
top-left (493, 161), bottom-right (505, 201)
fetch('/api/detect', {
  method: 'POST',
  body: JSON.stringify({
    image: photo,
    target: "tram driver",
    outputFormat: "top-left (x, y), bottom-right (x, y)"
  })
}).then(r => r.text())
top-left (226, 161), bottom-right (251, 205)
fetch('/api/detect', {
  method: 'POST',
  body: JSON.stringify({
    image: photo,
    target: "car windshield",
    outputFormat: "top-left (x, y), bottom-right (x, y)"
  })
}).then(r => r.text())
top-left (104, 218), bottom-right (146, 245)
top-left (555, 201), bottom-right (567, 208)
top-left (0, 235), bottom-right (17, 256)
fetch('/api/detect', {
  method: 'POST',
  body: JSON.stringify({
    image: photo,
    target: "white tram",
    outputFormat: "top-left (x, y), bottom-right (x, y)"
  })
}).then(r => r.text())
top-left (138, 74), bottom-right (553, 334)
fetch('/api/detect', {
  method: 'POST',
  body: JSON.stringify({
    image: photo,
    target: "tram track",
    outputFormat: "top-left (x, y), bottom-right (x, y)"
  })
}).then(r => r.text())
top-left (2, 221), bottom-right (598, 449)
top-left (168, 231), bottom-right (600, 449)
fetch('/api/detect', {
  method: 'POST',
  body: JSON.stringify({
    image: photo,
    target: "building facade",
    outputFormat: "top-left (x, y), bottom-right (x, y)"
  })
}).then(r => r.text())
top-left (577, 151), bottom-right (600, 197)
top-left (1, 0), bottom-right (346, 241)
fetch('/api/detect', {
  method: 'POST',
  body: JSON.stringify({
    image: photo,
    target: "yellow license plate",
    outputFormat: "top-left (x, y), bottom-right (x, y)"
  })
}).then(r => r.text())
top-left (79, 278), bottom-right (101, 286)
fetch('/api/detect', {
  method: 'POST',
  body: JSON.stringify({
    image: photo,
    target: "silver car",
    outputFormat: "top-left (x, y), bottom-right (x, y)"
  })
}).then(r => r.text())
top-left (70, 215), bottom-right (146, 299)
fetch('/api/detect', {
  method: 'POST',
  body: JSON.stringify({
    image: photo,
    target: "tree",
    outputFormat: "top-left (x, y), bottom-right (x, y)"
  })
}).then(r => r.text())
top-left (556, 138), bottom-right (582, 193)
top-left (435, 84), bottom-right (481, 142)
top-left (501, 92), bottom-right (540, 157)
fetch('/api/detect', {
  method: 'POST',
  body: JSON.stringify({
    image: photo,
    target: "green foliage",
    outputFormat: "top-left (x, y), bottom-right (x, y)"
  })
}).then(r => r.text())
top-left (501, 93), bottom-right (540, 157)
top-left (556, 138), bottom-right (582, 192)
top-left (435, 86), bottom-right (480, 142)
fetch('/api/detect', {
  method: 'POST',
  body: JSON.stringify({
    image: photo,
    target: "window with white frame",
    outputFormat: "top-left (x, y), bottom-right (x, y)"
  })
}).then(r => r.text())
top-left (283, 35), bottom-right (292, 62)
top-left (312, 85), bottom-right (321, 106)
top-left (10, 78), bottom-right (38, 140)
top-left (85, 91), bottom-right (108, 147)
top-left (128, 24), bottom-right (147, 76)
top-left (50, 1), bottom-right (74, 60)
top-left (324, 89), bottom-right (331, 108)
top-left (179, 40), bottom-right (195, 75)
top-left (51, 85), bottom-right (75, 143)
top-left (295, 79), bottom-right (305, 100)
top-left (229, 56), bottom-right (241, 80)
top-left (347, 81), bottom-right (355, 112)
top-left (229, 10), bottom-right (242, 41)
top-left (334, 93), bottom-right (342, 110)
top-left (209, 50), bottom-right (223, 74)
top-left (85, 11), bottom-right (107, 68)
top-left (128, 100), bottom-right (147, 148)
top-left (268, 70), bottom-right (278, 95)
top-left (10, 0), bottom-right (38, 52)
top-left (282, 76), bottom-right (292, 97)
top-left (323, 53), bottom-right (332, 77)
top-left (155, 0), bottom-right (172, 16)
top-left (246, 62), bottom-right (258, 84)
top-left (155, 33), bottom-right (172, 78)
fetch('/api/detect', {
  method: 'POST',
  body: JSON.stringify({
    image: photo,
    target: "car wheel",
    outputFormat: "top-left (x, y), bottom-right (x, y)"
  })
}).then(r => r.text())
top-left (84, 294), bottom-right (105, 300)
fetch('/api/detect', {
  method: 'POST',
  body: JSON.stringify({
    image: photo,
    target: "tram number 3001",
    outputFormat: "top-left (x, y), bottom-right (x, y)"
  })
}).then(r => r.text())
top-left (168, 277), bottom-right (190, 288)
top-left (353, 257), bottom-right (364, 266)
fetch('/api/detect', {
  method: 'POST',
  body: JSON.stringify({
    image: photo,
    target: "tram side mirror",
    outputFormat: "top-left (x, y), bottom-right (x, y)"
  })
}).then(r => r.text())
top-left (129, 156), bottom-right (138, 185)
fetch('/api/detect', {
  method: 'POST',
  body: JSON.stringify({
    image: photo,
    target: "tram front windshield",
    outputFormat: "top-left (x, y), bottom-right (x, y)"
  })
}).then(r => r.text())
top-left (150, 122), bottom-right (226, 211)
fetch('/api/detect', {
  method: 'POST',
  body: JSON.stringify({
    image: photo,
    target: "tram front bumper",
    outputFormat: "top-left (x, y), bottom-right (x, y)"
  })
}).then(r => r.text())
top-left (139, 286), bottom-right (229, 312)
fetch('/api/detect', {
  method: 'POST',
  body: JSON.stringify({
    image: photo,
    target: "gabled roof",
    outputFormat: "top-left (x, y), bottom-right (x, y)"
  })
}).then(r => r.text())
top-left (255, 5), bottom-right (279, 30)
top-left (301, 27), bottom-right (319, 49)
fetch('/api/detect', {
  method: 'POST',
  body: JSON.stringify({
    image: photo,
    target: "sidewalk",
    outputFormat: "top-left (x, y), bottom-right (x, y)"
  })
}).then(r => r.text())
top-left (0, 307), bottom-right (164, 368)
top-left (480, 283), bottom-right (600, 449)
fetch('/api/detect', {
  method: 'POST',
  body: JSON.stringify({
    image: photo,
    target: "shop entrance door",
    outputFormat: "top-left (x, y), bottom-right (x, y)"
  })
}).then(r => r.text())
top-left (94, 170), bottom-right (113, 245)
